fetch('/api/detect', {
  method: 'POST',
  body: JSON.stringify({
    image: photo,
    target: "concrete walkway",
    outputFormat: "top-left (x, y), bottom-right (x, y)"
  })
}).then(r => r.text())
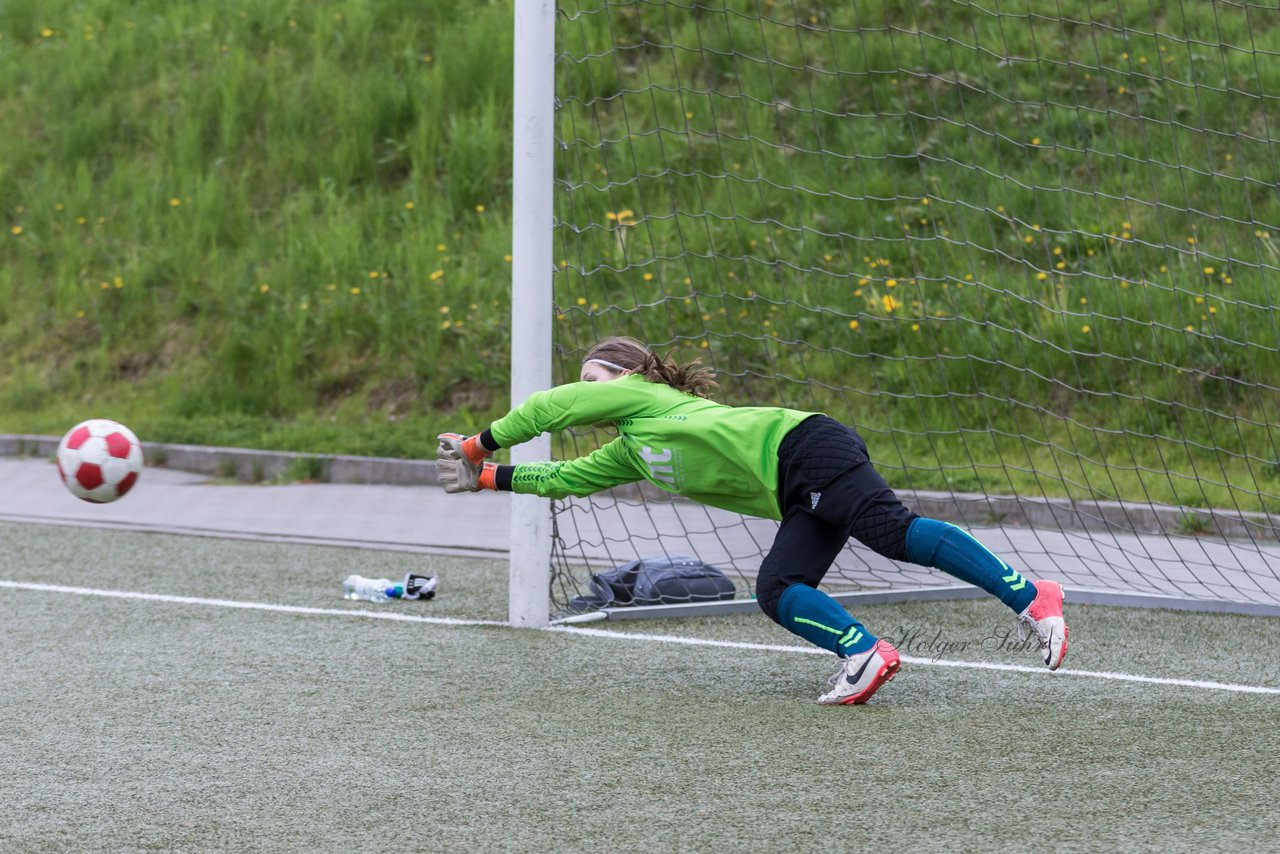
top-left (0, 457), bottom-right (508, 558)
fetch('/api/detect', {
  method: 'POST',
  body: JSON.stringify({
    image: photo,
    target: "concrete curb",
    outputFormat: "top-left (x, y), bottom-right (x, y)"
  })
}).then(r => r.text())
top-left (4, 433), bottom-right (1276, 541)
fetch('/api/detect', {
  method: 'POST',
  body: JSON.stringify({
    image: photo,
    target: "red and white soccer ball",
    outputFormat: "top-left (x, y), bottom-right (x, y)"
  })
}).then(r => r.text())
top-left (56, 419), bottom-right (144, 503)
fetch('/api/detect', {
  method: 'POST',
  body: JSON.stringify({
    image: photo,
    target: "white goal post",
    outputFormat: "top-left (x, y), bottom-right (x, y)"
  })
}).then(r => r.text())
top-left (509, 0), bottom-right (556, 628)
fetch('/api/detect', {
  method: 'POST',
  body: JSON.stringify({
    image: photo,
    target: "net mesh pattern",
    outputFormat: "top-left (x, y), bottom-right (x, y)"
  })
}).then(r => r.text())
top-left (546, 0), bottom-right (1280, 614)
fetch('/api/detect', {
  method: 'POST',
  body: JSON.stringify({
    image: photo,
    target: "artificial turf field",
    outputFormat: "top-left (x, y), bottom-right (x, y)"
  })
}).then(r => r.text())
top-left (2, 522), bottom-right (1278, 852)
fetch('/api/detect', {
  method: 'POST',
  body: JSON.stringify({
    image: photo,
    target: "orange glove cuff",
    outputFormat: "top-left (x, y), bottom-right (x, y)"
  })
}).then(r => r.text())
top-left (477, 462), bottom-right (498, 491)
top-left (461, 434), bottom-right (491, 466)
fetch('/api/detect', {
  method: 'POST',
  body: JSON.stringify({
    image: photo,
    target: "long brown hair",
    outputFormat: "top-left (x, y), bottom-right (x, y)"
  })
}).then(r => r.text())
top-left (584, 336), bottom-right (718, 399)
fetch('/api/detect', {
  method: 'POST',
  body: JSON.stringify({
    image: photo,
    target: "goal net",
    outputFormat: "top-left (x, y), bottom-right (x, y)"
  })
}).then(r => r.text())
top-left (540, 0), bottom-right (1280, 617)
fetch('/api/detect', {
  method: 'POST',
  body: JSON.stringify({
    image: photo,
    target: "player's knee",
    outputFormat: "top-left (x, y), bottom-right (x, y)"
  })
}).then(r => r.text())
top-left (850, 499), bottom-right (918, 562)
top-left (754, 570), bottom-right (790, 623)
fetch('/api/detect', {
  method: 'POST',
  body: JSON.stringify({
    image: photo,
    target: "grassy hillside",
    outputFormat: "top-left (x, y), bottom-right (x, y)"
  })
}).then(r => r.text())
top-left (1, 0), bottom-right (1278, 511)
top-left (0, 0), bottom-right (515, 458)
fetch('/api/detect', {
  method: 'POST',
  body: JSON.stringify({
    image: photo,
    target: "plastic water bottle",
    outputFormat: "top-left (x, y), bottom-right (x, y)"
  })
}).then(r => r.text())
top-left (342, 574), bottom-right (404, 602)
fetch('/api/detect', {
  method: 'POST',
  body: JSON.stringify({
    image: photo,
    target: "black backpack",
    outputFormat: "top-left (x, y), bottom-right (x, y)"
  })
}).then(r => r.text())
top-left (567, 555), bottom-right (736, 612)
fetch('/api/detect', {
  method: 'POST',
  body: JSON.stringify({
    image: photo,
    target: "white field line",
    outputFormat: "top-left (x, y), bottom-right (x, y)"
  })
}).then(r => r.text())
top-left (3, 579), bottom-right (1279, 696)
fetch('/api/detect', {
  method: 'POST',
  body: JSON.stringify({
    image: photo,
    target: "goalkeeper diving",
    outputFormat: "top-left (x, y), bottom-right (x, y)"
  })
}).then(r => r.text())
top-left (436, 336), bottom-right (1068, 705)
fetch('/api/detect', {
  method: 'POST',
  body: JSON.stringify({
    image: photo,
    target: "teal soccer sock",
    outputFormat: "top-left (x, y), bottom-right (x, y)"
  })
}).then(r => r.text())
top-left (775, 583), bottom-right (876, 657)
top-left (905, 518), bottom-right (1038, 613)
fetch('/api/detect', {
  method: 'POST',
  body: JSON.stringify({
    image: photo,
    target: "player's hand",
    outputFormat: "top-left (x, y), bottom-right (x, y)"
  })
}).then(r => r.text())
top-left (437, 433), bottom-right (496, 493)
top-left (437, 432), bottom-right (491, 466)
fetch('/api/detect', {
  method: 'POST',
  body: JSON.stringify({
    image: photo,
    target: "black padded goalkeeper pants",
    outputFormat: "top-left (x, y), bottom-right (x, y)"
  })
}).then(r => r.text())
top-left (755, 415), bottom-right (919, 623)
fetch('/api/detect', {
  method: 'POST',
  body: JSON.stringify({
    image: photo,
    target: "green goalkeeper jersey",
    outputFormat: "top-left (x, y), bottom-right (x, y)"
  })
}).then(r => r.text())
top-left (487, 374), bottom-right (815, 521)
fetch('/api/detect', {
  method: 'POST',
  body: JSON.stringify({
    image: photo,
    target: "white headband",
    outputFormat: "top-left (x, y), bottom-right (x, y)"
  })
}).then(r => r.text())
top-left (584, 358), bottom-right (630, 373)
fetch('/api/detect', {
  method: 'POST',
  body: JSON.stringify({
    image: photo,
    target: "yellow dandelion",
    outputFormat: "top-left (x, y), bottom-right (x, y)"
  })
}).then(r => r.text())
top-left (605, 212), bottom-right (617, 221)
top-left (369, 271), bottom-right (379, 279)
top-left (700, 340), bottom-right (709, 349)
top-left (1081, 325), bottom-right (1091, 333)
top-left (405, 202), bottom-right (415, 210)
top-left (576, 297), bottom-right (587, 306)
top-left (881, 294), bottom-right (900, 312)
top-left (76, 216), bottom-right (86, 225)
top-left (858, 278), bottom-right (870, 286)
top-left (1056, 262), bottom-right (1066, 270)
top-left (439, 306), bottom-right (450, 314)
top-left (854, 290), bottom-right (862, 297)
top-left (1209, 306), bottom-right (1217, 314)
top-left (9, 226), bottom-right (21, 236)
top-left (100, 282), bottom-right (109, 290)
top-left (1159, 264), bottom-right (1168, 272)
top-left (429, 270), bottom-right (445, 281)
top-left (300, 302), bottom-right (309, 311)
top-left (169, 198), bottom-right (181, 207)
top-left (1195, 296), bottom-right (1204, 304)
top-left (848, 319), bottom-right (860, 331)
top-left (886, 279), bottom-right (898, 288)
top-left (911, 323), bottom-right (920, 332)
top-left (824, 254), bottom-right (833, 262)
top-left (1031, 137), bottom-right (1041, 146)
top-left (475, 204), bottom-right (485, 213)
top-left (1186, 236), bottom-right (1196, 245)
top-left (350, 287), bottom-right (361, 295)
top-left (422, 55), bottom-right (433, 63)
top-left (503, 254), bottom-right (512, 263)
top-left (1117, 86), bottom-right (1127, 95)
top-left (684, 277), bottom-right (692, 285)
top-left (1023, 235), bottom-right (1034, 244)
top-left (436, 243), bottom-right (447, 252)
top-left (1224, 277), bottom-right (1233, 284)
top-left (685, 111), bottom-right (693, 120)
top-left (113, 276), bottom-right (124, 288)
top-left (440, 320), bottom-right (452, 330)
top-left (1036, 272), bottom-right (1048, 281)
top-left (727, 271), bottom-right (736, 278)
top-left (643, 272), bottom-right (654, 281)
top-left (1079, 297), bottom-right (1088, 305)
top-left (259, 284), bottom-right (270, 294)
top-left (75, 310), bottom-right (85, 318)
top-left (1203, 266), bottom-right (1214, 275)
top-left (964, 274), bottom-right (974, 281)
top-left (559, 260), bottom-right (568, 268)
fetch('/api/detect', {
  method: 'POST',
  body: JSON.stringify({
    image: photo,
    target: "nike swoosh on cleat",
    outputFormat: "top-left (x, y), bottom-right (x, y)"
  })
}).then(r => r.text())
top-left (845, 654), bottom-right (875, 686)
top-left (1043, 628), bottom-right (1059, 665)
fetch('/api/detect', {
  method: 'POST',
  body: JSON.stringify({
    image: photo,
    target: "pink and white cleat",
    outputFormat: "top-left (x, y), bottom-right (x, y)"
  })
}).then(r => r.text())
top-left (817, 639), bottom-right (901, 705)
top-left (1018, 580), bottom-right (1069, 670)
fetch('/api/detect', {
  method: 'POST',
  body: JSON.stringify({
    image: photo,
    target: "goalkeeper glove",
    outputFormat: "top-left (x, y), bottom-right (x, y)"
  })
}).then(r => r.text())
top-left (437, 432), bottom-right (492, 466)
top-left (437, 433), bottom-right (497, 493)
